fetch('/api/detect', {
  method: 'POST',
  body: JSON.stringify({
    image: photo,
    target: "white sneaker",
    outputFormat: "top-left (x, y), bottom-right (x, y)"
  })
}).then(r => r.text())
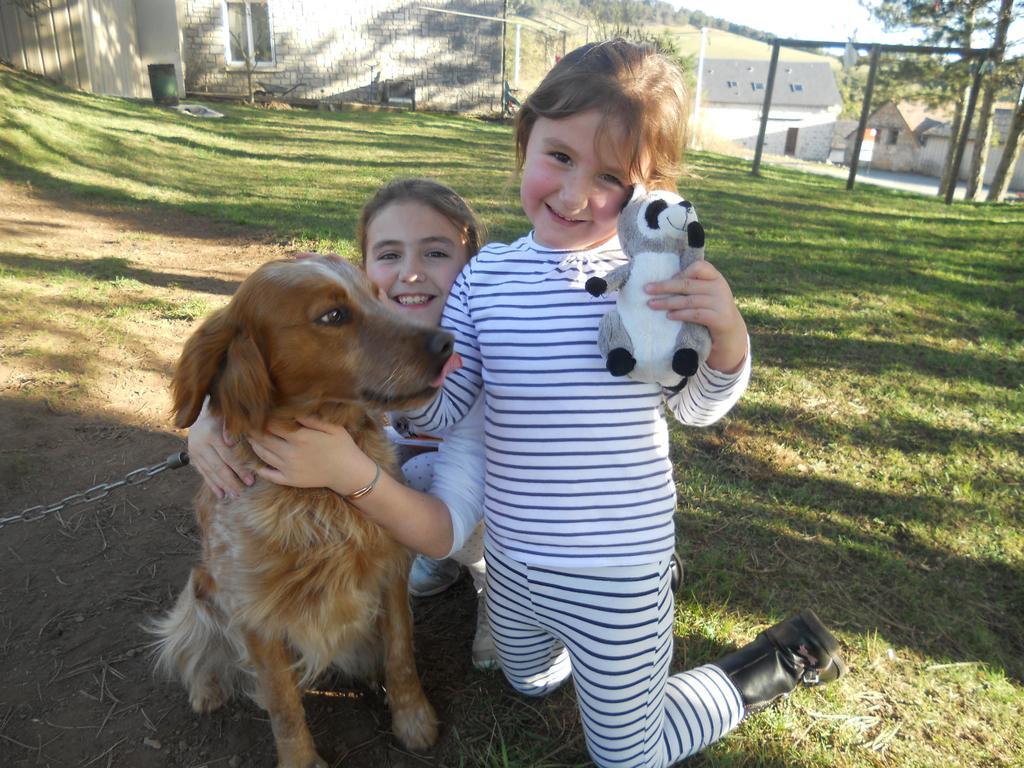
top-left (471, 593), bottom-right (500, 670)
top-left (408, 555), bottom-right (462, 598)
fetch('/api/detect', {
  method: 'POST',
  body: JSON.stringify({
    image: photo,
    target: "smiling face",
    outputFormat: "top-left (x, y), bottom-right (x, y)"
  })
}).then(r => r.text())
top-left (519, 110), bottom-right (638, 252)
top-left (363, 201), bottom-right (471, 327)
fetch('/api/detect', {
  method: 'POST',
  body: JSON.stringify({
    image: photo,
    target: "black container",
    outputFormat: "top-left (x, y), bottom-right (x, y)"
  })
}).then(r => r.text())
top-left (147, 63), bottom-right (179, 106)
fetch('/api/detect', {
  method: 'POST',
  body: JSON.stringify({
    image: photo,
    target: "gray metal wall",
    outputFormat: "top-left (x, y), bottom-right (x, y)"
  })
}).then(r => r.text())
top-left (0, 0), bottom-right (185, 99)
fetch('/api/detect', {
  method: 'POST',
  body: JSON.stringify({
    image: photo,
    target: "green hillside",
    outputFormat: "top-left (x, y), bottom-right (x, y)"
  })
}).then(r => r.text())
top-left (665, 24), bottom-right (839, 64)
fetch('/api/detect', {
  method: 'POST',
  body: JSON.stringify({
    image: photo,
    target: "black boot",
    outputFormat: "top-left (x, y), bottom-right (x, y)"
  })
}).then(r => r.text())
top-left (713, 609), bottom-right (846, 713)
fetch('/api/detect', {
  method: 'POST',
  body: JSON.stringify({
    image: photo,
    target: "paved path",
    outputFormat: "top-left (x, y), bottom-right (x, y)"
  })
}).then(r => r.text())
top-left (762, 156), bottom-right (996, 200)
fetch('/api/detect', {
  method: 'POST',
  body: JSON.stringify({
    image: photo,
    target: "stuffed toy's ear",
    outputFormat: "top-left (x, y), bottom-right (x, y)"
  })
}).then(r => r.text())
top-left (623, 183), bottom-right (646, 211)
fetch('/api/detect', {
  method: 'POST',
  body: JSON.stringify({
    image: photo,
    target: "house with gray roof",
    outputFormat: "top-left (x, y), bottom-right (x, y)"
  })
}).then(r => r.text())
top-left (0, 0), bottom-right (505, 113)
top-left (835, 101), bottom-right (1023, 192)
top-left (915, 106), bottom-right (1024, 191)
top-left (697, 59), bottom-right (843, 161)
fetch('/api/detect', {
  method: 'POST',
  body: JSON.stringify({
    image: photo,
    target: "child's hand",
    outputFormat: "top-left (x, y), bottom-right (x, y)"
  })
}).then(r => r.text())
top-left (644, 260), bottom-right (748, 374)
top-left (250, 416), bottom-right (375, 494)
top-left (188, 398), bottom-right (255, 499)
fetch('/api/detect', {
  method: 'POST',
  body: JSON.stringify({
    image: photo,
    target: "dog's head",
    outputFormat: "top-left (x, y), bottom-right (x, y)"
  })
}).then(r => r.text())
top-left (172, 256), bottom-right (453, 435)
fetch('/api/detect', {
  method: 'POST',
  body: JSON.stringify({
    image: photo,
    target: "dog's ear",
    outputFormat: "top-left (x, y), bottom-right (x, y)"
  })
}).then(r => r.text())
top-left (215, 332), bottom-right (273, 437)
top-left (171, 308), bottom-right (236, 430)
top-left (172, 309), bottom-right (274, 435)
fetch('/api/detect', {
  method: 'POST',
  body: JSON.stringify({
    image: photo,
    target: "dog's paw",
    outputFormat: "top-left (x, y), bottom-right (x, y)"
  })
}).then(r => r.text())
top-left (392, 700), bottom-right (439, 751)
top-left (188, 679), bottom-right (227, 713)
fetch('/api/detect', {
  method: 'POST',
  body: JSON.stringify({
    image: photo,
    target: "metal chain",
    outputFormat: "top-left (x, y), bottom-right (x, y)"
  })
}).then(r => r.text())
top-left (0, 451), bottom-right (190, 529)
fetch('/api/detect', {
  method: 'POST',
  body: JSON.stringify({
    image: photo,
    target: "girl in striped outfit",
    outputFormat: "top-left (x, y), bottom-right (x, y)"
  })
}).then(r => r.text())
top-left (255, 39), bottom-right (845, 767)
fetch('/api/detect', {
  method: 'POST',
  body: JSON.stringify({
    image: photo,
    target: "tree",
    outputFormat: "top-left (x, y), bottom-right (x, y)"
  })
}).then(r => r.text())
top-left (869, 53), bottom-right (970, 110)
top-left (229, 30), bottom-right (258, 105)
top-left (964, 0), bottom-right (1019, 199)
top-left (862, 1), bottom-right (996, 196)
top-left (11, 0), bottom-right (48, 15)
top-left (986, 73), bottom-right (1024, 200)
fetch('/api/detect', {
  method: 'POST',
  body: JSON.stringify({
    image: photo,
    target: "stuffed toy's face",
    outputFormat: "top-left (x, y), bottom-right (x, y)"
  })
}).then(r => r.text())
top-left (618, 186), bottom-right (697, 253)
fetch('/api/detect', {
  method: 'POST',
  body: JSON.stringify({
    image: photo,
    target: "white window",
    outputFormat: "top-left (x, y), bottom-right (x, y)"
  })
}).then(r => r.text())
top-left (790, 83), bottom-right (804, 92)
top-left (726, 79), bottom-right (738, 88)
top-left (223, 0), bottom-right (274, 65)
top-left (751, 82), bottom-right (765, 90)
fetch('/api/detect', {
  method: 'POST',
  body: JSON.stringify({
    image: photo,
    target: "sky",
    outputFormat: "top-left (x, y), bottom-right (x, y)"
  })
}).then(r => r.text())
top-left (668, 0), bottom-right (1021, 50)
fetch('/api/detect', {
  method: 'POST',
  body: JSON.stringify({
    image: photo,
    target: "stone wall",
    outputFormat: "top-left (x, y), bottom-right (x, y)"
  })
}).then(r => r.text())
top-left (702, 104), bottom-right (840, 162)
top-left (843, 102), bottom-right (918, 173)
top-left (180, 0), bottom-right (504, 113)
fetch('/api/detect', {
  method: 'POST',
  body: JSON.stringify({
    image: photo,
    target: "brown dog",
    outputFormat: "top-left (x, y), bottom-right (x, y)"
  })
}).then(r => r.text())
top-left (152, 256), bottom-right (452, 768)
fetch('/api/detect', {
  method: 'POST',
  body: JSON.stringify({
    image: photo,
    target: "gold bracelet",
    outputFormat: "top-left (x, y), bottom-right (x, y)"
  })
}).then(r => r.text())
top-left (345, 462), bottom-right (381, 500)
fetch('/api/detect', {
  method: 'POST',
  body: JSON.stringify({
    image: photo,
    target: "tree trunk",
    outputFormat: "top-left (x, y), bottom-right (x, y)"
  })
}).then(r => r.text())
top-left (986, 96), bottom-right (1024, 202)
top-left (939, 94), bottom-right (966, 197)
top-left (965, 0), bottom-right (1015, 200)
top-left (938, 5), bottom-right (976, 198)
top-left (965, 84), bottom-right (995, 199)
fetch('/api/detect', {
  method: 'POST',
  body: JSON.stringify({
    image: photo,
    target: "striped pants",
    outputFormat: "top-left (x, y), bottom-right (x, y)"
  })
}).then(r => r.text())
top-left (485, 542), bottom-right (745, 768)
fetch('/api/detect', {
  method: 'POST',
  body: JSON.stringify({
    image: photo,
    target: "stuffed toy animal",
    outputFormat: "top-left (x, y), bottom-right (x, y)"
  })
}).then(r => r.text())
top-left (585, 185), bottom-right (711, 390)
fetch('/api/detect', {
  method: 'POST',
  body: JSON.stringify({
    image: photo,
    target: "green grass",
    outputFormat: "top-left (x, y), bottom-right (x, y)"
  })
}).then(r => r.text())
top-left (662, 24), bottom-right (837, 64)
top-left (1, 66), bottom-right (1022, 767)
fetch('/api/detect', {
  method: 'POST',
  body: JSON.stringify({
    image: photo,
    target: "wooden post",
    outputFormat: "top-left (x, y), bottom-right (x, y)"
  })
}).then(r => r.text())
top-left (847, 44), bottom-right (880, 191)
top-left (944, 58), bottom-right (986, 205)
top-left (751, 41), bottom-right (780, 176)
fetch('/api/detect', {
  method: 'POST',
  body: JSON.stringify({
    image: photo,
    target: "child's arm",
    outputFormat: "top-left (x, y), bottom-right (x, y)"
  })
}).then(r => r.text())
top-left (645, 260), bottom-right (751, 424)
top-left (187, 397), bottom-right (255, 499)
top-left (249, 415), bottom-right (485, 559)
top-left (403, 268), bottom-right (483, 433)
top-left (646, 259), bottom-right (747, 373)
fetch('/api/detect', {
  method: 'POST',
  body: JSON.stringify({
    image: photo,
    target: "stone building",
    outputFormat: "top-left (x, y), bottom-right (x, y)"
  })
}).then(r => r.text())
top-left (916, 106), bottom-right (1024, 191)
top-left (180, 0), bottom-right (504, 112)
top-left (838, 101), bottom-right (1023, 191)
top-left (0, 0), bottom-right (505, 113)
top-left (698, 59), bottom-right (843, 162)
top-left (839, 100), bottom-right (929, 173)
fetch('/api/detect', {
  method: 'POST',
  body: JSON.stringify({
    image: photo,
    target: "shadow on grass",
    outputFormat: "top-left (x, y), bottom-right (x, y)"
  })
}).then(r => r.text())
top-left (0, 252), bottom-right (243, 297)
top-left (673, 431), bottom-right (1024, 684)
top-left (743, 400), bottom-right (1022, 457)
top-left (750, 328), bottom-right (1021, 390)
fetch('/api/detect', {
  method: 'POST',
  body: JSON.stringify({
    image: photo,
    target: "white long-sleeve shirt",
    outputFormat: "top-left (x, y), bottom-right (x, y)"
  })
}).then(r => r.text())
top-left (387, 396), bottom-right (486, 557)
top-left (406, 232), bottom-right (750, 567)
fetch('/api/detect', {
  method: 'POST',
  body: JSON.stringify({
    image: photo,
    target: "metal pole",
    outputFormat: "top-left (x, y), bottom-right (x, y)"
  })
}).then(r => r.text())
top-left (847, 44), bottom-right (880, 191)
top-left (693, 27), bottom-right (707, 137)
top-left (944, 58), bottom-right (986, 205)
top-left (514, 23), bottom-right (520, 85)
top-left (499, 0), bottom-right (508, 109)
top-left (751, 41), bottom-right (780, 176)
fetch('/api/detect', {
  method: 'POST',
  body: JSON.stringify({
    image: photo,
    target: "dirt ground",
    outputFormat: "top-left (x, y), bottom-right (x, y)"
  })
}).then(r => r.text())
top-left (0, 181), bottom-right (504, 768)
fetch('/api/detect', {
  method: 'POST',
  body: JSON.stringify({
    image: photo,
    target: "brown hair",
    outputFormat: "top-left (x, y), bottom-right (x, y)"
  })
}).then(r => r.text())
top-left (514, 39), bottom-right (689, 191)
top-left (358, 178), bottom-right (483, 265)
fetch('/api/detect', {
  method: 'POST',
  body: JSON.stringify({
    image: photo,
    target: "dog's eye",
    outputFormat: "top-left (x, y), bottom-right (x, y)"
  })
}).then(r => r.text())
top-left (317, 307), bottom-right (351, 325)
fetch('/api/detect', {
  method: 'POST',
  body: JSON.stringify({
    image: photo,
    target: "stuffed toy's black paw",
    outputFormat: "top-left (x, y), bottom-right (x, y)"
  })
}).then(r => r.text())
top-left (606, 348), bottom-right (636, 376)
top-left (585, 276), bottom-right (607, 297)
top-left (672, 349), bottom-right (700, 377)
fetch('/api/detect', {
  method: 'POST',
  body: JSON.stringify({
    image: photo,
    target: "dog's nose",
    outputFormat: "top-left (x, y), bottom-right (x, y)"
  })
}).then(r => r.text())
top-left (428, 330), bottom-right (454, 360)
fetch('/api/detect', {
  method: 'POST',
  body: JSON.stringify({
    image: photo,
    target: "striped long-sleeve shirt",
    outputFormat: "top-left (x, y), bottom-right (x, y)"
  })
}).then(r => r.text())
top-left (406, 232), bottom-right (751, 567)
